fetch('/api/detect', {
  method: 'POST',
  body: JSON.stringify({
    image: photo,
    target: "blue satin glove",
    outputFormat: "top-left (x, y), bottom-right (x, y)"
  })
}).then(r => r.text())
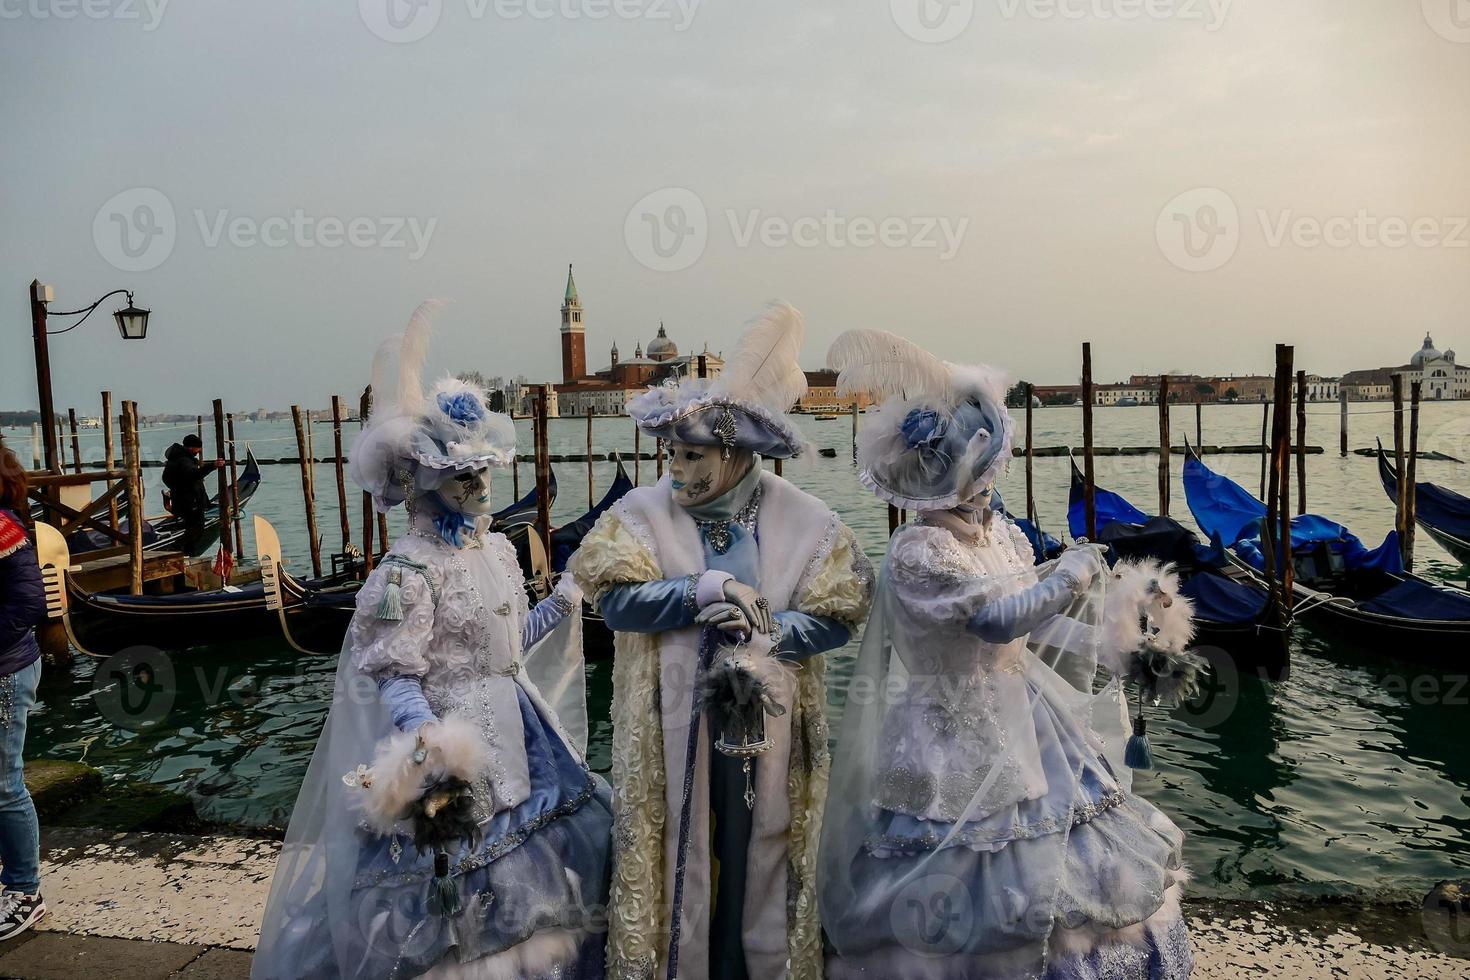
top-left (967, 574), bottom-right (1078, 644)
top-left (378, 674), bottom-right (435, 732)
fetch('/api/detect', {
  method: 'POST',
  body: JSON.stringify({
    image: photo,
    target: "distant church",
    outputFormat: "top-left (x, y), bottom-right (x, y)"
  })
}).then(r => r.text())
top-left (554, 265), bottom-right (723, 416)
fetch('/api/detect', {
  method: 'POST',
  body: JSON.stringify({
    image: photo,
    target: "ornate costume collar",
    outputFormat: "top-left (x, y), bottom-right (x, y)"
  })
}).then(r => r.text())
top-left (684, 464), bottom-right (764, 555)
top-left (917, 504), bottom-right (991, 546)
top-left (407, 507), bottom-right (488, 549)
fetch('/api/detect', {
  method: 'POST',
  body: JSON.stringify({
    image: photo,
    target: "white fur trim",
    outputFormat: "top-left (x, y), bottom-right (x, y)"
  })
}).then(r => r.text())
top-left (355, 714), bottom-right (491, 836)
top-left (421, 927), bottom-right (587, 980)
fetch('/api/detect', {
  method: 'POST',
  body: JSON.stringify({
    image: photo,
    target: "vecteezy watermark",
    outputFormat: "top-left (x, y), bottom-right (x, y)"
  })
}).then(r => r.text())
top-left (1155, 187), bottom-right (1241, 273)
top-left (358, 0), bottom-right (700, 43)
top-left (1157, 187), bottom-right (1470, 272)
top-left (623, 187), bottom-right (709, 272)
top-left (0, 0), bottom-right (169, 30)
top-left (1257, 210), bottom-right (1470, 251)
top-left (93, 187), bottom-right (177, 273)
top-left (1421, 0), bottom-right (1470, 43)
top-left (891, 0), bottom-right (1230, 43)
top-left (890, 0), bottom-right (976, 43)
top-left (1422, 880), bottom-right (1470, 958)
top-left (93, 187), bottom-right (438, 270)
top-left (623, 187), bottom-right (970, 272)
top-left (91, 646), bottom-right (177, 732)
top-left (194, 209), bottom-right (437, 260)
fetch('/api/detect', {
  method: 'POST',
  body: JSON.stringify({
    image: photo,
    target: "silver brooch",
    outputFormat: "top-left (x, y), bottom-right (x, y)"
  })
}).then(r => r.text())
top-left (712, 407), bottom-right (739, 460)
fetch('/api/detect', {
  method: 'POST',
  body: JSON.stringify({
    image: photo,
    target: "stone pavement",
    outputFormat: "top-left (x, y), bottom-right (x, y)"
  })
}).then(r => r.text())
top-left (1, 826), bottom-right (1464, 979)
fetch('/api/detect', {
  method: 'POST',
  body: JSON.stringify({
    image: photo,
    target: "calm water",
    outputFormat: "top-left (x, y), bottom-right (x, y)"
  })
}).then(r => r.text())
top-left (14, 401), bottom-right (1470, 904)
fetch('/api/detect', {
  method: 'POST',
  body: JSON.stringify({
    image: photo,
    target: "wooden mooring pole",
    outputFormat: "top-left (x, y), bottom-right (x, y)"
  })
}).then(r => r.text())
top-left (1338, 388), bottom-right (1349, 457)
top-left (101, 391), bottom-right (118, 533)
top-left (359, 386), bottom-right (376, 573)
top-left (1081, 343), bottom-right (1097, 540)
top-left (1023, 383), bottom-right (1036, 525)
top-left (1259, 401), bottom-right (1270, 500)
top-left (226, 413), bottom-right (243, 555)
top-left (1392, 375), bottom-right (1407, 567)
top-left (332, 396), bottom-right (352, 557)
top-left (1406, 380), bottom-right (1421, 570)
top-left (1195, 401), bottom-right (1203, 451)
top-left (1295, 370), bottom-right (1307, 516)
top-left (212, 399), bottom-right (233, 558)
top-left (292, 405), bottom-right (323, 577)
top-left (851, 402), bottom-right (860, 464)
top-left (533, 385), bottom-right (552, 562)
top-left (67, 409), bottom-right (82, 474)
top-left (123, 401), bottom-right (144, 596)
top-left (1157, 377), bottom-right (1171, 517)
top-left (586, 409), bottom-right (595, 508)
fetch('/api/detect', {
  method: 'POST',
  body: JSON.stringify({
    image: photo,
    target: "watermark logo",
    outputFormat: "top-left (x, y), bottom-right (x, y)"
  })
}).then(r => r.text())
top-left (624, 187), bottom-right (708, 272)
top-left (890, 873), bottom-right (974, 956)
top-left (0, 0), bottom-right (170, 30)
top-left (359, 0), bottom-right (442, 43)
top-left (91, 646), bottom-right (176, 732)
top-left (624, 187), bottom-right (970, 272)
top-left (1156, 187), bottom-right (1240, 273)
top-left (93, 187), bottom-right (177, 273)
top-left (1422, 0), bottom-right (1470, 43)
top-left (891, 0), bottom-right (975, 43)
top-left (93, 187), bottom-right (437, 269)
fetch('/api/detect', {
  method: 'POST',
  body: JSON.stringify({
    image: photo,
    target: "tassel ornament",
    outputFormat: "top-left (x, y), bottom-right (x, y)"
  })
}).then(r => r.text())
top-left (1125, 715), bottom-right (1154, 771)
top-left (376, 566), bottom-right (405, 621)
top-left (427, 850), bottom-right (461, 919)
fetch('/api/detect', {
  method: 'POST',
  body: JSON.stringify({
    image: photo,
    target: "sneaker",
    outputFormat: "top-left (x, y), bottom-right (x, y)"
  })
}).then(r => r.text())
top-left (0, 892), bottom-right (45, 941)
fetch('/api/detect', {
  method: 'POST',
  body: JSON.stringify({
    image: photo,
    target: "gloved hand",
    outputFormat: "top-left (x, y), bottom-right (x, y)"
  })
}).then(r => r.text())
top-left (1054, 544), bottom-right (1106, 594)
top-left (554, 574), bottom-right (584, 608)
top-left (722, 580), bottom-right (773, 636)
top-left (696, 601), bottom-right (753, 639)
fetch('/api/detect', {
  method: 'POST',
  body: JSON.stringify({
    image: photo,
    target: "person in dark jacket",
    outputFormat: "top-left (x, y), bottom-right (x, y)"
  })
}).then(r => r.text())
top-left (161, 434), bottom-right (224, 553)
top-left (0, 440), bottom-right (46, 940)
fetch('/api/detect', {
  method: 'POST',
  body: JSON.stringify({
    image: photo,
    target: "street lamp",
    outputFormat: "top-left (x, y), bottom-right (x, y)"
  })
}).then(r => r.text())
top-left (28, 279), bottom-right (151, 474)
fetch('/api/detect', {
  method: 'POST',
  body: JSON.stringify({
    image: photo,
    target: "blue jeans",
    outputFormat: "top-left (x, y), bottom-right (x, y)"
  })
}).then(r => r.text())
top-left (0, 658), bottom-right (41, 895)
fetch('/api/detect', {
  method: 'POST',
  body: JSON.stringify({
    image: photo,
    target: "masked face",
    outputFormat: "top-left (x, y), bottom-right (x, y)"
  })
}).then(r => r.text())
top-left (668, 442), bottom-right (751, 508)
top-left (439, 467), bottom-right (495, 516)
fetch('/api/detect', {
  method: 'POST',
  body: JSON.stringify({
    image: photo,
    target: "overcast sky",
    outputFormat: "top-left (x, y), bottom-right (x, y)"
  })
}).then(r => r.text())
top-left (3, 0), bottom-right (1468, 415)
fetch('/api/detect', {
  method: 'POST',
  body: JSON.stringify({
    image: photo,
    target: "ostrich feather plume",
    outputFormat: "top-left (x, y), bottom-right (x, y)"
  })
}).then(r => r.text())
top-left (710, 301), bottom-right (808, 414)
top-left (396, 299), bottom-right (445, 417)
top-left (827, 328), bottom-right (957, 403)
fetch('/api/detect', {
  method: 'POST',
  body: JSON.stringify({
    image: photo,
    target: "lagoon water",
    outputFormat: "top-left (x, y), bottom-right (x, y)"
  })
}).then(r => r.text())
top-left (15, 400), bottom-right (1470, 905)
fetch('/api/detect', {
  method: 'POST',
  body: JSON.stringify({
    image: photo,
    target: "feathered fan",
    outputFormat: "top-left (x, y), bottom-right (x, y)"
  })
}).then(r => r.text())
top-left (827, 328), bottom-right (957, 403)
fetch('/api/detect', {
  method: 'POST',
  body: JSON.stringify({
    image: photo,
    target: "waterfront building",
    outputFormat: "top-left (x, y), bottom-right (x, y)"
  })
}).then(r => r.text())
top-left (1393, 334), bottom-right (1469, 400)
top-left (797, 370), bottom-right (875, 413)
top-left (551, 266), bottom-right (725, 416)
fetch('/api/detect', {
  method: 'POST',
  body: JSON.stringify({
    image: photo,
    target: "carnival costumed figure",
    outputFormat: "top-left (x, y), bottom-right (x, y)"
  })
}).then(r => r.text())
top-left (568, 302), bottom-right (874, 980)
top-left (253, 303), bottom-right (613, 980)
top-left (817, 330), bottom-right (1196, 980)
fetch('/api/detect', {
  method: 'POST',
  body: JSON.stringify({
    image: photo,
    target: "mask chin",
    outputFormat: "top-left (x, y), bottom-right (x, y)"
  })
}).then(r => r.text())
top-left (435, 467), bottom-right (496, 516)
top-left (669, 442), bottom-right (751, 508)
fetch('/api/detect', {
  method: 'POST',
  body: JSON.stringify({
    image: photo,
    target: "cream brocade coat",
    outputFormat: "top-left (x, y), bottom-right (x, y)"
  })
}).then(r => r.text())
top-left (571, 479), bottom-right (872, 980)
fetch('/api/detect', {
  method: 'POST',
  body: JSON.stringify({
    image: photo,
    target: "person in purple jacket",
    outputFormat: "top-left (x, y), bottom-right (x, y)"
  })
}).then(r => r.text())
top-left (0, 440), bottom-right (46, 941)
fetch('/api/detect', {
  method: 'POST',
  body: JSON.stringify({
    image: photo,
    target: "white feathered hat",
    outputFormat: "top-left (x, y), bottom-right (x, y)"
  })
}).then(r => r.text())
top-left (626, 301), bottom-right (810, 460)
top-left (350, 302), bottom-right (517, 513)
top-left (828, 329), bottom-right (1013, 510)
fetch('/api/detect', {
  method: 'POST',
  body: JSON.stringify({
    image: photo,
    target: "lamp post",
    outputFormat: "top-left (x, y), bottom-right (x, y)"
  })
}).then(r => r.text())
top-left (28, 279), bottom-right (150, 473)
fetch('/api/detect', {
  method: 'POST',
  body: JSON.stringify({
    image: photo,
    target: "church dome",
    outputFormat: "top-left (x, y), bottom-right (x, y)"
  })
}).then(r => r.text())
top-left (647, 323), bottom-right (678, 361)
top-left (1411, 333), bottom-right (1441, 369)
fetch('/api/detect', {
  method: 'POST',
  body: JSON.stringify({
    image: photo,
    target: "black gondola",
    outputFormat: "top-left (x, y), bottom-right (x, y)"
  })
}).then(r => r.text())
top-left (491, 469), bottom-right (557, 531)
top-left (1064, 458), bottom-right (1288, 678)
top-left (512, 458), bottom-right (635, 661)
top-left (66, 449), bottom-right (263, 559)
top-left (1376, 441), bottom-right (1470, 567)
top-left (1185, 446), bottom-right (1470, 667)
top-left (258, 461), bottom-right (630, 659)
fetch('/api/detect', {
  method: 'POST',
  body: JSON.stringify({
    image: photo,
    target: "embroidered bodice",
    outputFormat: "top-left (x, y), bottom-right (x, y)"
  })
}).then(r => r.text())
top-left (350, 530), bottom-right (533, 814)
top-left (875, 518), bottom-right (1055, 824)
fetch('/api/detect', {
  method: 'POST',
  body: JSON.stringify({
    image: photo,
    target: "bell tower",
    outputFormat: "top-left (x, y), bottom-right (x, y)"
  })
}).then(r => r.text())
top-left (560, 264), bottom-right (586, 383)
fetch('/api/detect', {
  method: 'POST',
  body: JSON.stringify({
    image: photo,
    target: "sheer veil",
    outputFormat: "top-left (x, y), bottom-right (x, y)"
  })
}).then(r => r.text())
top-left (819, 549), bottom-right (1111, 977)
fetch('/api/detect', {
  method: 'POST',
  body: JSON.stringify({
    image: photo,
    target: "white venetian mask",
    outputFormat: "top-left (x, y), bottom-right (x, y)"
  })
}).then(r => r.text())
top-left (669, 442), bottom-right (751, 508)
top-left (438, 466), bottom-right (495, 516)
